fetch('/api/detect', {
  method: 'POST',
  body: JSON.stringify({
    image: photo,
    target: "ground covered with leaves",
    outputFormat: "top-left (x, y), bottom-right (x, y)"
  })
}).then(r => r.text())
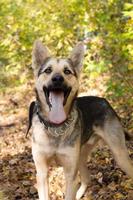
top-left (0, 77), bottom-right (133, 200)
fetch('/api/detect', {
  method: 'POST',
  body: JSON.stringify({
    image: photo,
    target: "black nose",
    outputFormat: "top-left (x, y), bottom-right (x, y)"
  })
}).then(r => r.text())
top-left (52, 74), bottom-right (64, 83)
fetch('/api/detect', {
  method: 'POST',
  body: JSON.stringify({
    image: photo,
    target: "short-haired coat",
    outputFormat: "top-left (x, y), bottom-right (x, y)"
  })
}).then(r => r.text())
top-left (27, 40), bottom-right (133, 200)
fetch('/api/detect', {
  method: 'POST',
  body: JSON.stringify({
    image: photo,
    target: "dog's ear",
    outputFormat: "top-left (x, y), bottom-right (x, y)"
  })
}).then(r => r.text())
top-left (32, 40), bottom-right (50, 77)
top-left (69, 42), bottom-right (84, 75)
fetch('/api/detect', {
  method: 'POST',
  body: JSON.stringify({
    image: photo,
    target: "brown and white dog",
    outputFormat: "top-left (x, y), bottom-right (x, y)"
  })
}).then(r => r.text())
top-left (27, 40), bottom-right (133, 200)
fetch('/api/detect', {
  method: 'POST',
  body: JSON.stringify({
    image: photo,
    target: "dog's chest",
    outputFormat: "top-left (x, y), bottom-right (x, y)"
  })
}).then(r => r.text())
top-left (32, 116), bottom-right (57, 152)
top-left (32, 114), bottom-right (81, 156)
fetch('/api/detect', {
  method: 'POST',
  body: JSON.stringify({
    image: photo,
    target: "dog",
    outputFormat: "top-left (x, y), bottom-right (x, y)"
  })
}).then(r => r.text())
top-left (27, 40), bottom-right (133, 200)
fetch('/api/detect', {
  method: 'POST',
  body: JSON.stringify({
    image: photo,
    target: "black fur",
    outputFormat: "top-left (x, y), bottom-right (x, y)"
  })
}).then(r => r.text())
top-left (76, 96), bottom-right (119, 144)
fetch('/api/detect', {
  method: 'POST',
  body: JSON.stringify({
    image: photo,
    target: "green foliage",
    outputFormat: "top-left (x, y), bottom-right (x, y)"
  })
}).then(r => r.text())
top-left (0, 0), bottom-right (132, 104)
top-left (0, 0), bottom-right (86, 89)
top-left (84, 0), bottom-right (133, 102)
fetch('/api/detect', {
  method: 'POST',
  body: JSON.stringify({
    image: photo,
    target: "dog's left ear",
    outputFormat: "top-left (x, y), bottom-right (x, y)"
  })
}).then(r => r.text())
top-left (32, 40), bottom-right (50, 77)
top-left (69, 42), bottom-right (84, 75)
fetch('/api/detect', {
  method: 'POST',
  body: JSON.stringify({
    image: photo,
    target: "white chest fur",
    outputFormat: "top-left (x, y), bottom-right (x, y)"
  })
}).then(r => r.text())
top-left (31, 112), bottom-right (80, 161)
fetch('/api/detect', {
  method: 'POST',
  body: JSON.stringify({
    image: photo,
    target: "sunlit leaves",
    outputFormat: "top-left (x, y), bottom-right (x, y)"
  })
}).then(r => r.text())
top-left (0, 0), bottom-right (132, 104)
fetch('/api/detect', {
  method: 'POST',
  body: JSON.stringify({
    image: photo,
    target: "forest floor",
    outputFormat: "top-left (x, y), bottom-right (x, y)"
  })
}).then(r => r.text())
top-left (0, 74), bottom-right (133, 200)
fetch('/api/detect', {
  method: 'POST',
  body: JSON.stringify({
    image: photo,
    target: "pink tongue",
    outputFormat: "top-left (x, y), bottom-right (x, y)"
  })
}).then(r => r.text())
top-left (49, 92), bottom-right (66, 124)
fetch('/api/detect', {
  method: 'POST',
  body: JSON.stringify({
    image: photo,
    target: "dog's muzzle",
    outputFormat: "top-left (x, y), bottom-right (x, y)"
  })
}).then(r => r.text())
top-left (43, 74), bottom-right (71, 125)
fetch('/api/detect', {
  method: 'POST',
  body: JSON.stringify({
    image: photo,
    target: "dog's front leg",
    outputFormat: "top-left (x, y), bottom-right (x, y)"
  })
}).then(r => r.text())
top-left (36, 168), bottom-right (49, 200)
top-left (64, 168), bottom-right (78, 200)
top-left (32, 148), bottom-right (49, 200)
top-left (59, 142), bottom-right (80, 200)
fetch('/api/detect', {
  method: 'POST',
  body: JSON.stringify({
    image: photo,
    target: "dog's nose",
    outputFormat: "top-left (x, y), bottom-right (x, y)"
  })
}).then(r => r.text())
top-left (52, 74), bottom-right (64, 83)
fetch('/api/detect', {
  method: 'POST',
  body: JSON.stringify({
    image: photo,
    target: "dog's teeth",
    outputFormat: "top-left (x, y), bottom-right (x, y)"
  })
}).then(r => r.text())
top-left (49, 93), bottom-right (52, 104)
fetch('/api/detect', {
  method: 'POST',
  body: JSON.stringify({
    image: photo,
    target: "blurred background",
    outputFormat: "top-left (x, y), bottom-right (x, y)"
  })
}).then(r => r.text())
top-left (0, 0), bottom-right (133, 107)
top-left (1, 0), bottom-right (133, 129)
top-left (0, 0), bottom-right (133, 199)
top-left (0, 1), bottom-right (132, 94)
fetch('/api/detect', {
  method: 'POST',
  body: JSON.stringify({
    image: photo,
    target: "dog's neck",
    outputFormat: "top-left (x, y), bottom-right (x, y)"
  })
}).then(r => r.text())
top-left (35, 100), bottom-right (78, 138)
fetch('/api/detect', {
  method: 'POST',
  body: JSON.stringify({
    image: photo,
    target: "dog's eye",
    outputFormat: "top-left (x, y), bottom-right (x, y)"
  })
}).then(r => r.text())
top-left (44, 67), bottom-right (52, 74)
top-left (64, 68), bottom-right (72, 75)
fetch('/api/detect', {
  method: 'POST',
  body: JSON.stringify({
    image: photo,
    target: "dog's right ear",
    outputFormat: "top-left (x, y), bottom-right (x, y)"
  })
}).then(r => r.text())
top-left (69, 42), bottom-right (84, 75)
top-left (32, 40), bottom-right (50, 77)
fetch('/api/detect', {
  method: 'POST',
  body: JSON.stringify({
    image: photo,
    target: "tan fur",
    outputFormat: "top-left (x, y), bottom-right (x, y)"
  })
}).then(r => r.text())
top-left (30, 41), bottom-right (133, 200)
top-left (35, 58), bottom-right (79, 118)
top-left (32, 113), bottom-right (81, 200)
top-left (31, 41), bottom-right (84, 200)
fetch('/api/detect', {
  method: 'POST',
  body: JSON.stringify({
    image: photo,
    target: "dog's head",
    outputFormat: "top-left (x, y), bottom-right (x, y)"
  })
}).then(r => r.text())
top-left (32, 40), bottom-right (84, 124)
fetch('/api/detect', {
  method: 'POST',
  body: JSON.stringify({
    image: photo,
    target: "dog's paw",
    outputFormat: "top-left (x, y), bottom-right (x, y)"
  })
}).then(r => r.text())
top-left (76, 183), bottom-right (87, 200)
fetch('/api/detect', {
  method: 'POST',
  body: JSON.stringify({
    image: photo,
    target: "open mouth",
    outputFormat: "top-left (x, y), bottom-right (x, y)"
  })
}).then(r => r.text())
top-left (43, 86), bottom-right (71, 124)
